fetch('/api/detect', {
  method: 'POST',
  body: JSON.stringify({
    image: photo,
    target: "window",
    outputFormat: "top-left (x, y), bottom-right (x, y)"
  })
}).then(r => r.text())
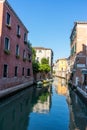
top-left (15, 66), bottom-right (18, 76)
top-left (70, 29), bottom-right (76, 43)
top-left (22, 67), bottom-right (24, 76)
top-left (28, 53), bottom-right (31, 62)
top-left (16, 44), bottom-right (19, 56)
top-left (24, 33), bottom-right (27, 43)
top-left (23, 50), bottom-right (26, 59)
top-left (17, 25), bottom-right (20, 37)
top-left (3, 64), bottom-right (8, 77)
top-left (6, 12), bottom-right (11, 25)
top-left (27, 68), bottom-right (30, 76)
top-left (5, 37), bottom-right (10, 50)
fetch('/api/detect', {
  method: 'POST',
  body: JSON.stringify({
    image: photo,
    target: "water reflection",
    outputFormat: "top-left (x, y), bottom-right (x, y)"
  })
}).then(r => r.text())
top-left (67, 89), bottom-right (87, 130)
top-left (54, 77), bottom-right (67, 96)
top-left (32, 85), bottom-right (52, 114)
top-left (0, 85), bottom-right (52, 130)
top-left (54, 77), bottom-right (87, 130)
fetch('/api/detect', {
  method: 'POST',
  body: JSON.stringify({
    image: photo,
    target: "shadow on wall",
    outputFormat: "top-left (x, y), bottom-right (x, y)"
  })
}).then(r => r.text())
top-left (68, 44), bottom-right (87, 87)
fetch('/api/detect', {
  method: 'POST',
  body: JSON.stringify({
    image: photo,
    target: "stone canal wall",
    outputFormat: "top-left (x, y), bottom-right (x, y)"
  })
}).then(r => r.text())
top-left (0, 77), bottom-right (33, 90)
top-left (0, 79), bottom-right (33, 98)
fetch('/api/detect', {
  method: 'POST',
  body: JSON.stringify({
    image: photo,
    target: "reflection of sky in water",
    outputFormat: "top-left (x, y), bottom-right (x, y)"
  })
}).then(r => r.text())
top-left (2, 77), bottom-right (87, 130)
top-left (29, 85), bottom-right (69, 130)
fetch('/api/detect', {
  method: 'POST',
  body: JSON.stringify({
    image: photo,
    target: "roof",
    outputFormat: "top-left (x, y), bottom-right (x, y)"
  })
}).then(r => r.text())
top-left (74, 21), bottom-right (87, 24)
top-left (70, 21), bottom-right (87, 39)
top-left (33, 47), bottom-right (52, 50)
top-left (56, 58), bottom-right (67, 63)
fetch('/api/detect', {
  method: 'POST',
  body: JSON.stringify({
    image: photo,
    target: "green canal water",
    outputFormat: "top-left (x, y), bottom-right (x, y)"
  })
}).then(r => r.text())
top-left (0, 78), bottom-right (87, 130)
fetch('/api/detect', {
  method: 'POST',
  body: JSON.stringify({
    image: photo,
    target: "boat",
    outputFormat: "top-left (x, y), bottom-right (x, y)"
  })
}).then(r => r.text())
top-left (43, 79), bottom-right (49, 84)
top-left (36, 81), bottom-right (43, 88)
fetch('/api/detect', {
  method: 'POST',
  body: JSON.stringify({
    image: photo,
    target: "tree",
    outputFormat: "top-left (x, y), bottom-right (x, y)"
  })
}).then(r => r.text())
top-left (39, 64), bottom-right (50, 73)
top-left (41, 57), bottom-right (49, 64)
top-left (32, 47), bottom-right (39, 74)
top-left (39, 58), bottom-right (51, 78)
top-left (32, 61), bottom-right (40, 74)
top-left (32, 48), bottom-right (36, 62)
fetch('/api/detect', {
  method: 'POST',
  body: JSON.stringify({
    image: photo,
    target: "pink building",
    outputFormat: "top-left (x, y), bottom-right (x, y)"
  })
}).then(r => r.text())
top-left (69, 22), bottom-right (87, 89)
top-left (0, 0), bottom-right (33, 94)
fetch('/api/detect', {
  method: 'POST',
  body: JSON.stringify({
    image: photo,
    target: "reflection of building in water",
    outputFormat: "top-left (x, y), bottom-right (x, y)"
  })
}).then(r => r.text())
top-left (33, 94), bottom-right (50, 114)
top-left (33, 86), bottom-right (52, 114)
top-left (67, 89), bottom-right (87, 130)
top-left (0, 87), bottom-right (33, 130)
top-left (55, 78), bottom-right (67, 96)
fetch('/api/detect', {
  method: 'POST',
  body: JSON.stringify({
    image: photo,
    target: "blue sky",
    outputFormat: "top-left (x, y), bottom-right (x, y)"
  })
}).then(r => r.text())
top-left (8, 0), bottom-right (87, 62)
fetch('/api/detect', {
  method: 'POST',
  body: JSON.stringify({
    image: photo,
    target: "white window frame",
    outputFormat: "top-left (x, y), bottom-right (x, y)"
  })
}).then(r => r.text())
top-left (6, 12), bottom-right (11, 25)
top-left (4, 37), bottom-right (10, 50)
top-left (17, 25), bottom-right (21, 36)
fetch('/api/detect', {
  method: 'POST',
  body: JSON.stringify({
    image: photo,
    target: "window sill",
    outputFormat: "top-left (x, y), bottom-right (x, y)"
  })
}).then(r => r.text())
top-left (16, 55), bottom-right (20, 59)
top-left (6, 24), bottom-right (11, 29)
top-left (23, 58), bottom-right (27, 62)
top-left (4, 49), bottom-right (10, 55)
top-left (17, 34), bottom-right (21, 38)
top-left (24, 40), bottom-right (27, 44)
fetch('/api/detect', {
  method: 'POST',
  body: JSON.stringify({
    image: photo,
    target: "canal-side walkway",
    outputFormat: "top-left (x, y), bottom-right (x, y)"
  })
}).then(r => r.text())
top-left (0, 81), bottom-right (33, 98)
top-left (69, 82), bottom-right (87, 102)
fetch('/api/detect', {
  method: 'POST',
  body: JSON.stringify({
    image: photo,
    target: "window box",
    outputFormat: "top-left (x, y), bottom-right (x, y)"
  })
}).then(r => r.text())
top-left (16, 55), bottom-right (20, 59)
top-left (17, 33), bottom-right (21, 38)
top-left (4, 49), bottom-right (10, 55)
top-left (24, 40), bottom-right (27, 44)
top-left (23, 58), bottom-right (27, 62)
top-left (6, 24), bottom-right (11, 29)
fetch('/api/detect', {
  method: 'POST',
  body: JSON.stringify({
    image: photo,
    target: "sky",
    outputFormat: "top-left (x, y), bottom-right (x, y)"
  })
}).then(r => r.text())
top-left (8, 0), bottom-right (87, 62)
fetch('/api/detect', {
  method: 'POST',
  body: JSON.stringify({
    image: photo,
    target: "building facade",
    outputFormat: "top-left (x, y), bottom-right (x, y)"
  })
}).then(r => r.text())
top-left (55, 58), bottom-right (67, 79)
top-left (33, 47), bottom-right (53, 67)
top-left (69, 22), bottom-right (87, 87)
top-left (0, 0), bottom-right (33, 91)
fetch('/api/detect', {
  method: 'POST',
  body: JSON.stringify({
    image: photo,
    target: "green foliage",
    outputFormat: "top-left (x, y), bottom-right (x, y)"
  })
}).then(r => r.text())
top-left (39, 92), bottom-right (49, 103)
top-left (4, 49), bottom-right (10, 55)
top-left (32, 48), bottom-right (36, 62)
top-left (31, 47), bottom-right (39, 74)
top-left (16, 55), bottom-right (20, 59)
top-left (41, 58), bottom-right (49, 64)
top-left (32, 61), bottom-right (40, 74)
top-left (39, 64), bottom-right (50, 73)
top-left (39, 57), bottom-right (51, 74)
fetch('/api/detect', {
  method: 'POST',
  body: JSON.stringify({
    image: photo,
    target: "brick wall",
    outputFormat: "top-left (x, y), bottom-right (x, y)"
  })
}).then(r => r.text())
top-left (0, 1), bottom-right (33, 89)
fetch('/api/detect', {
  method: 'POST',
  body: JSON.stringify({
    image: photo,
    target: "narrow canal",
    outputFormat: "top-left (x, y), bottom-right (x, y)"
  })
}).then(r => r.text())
top-left (0, 77), bottom-right (87, 130)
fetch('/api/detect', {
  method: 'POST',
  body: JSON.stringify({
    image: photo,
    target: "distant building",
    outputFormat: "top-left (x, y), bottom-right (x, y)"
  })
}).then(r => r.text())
top-left (69, 22), bottom-right (87, 86)
top-left (55, 58), bottom-right (67, 78)
top-left (0, 0), bottom-right (33, 92)
top-left (33, 47), bottom-right (54, 71)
